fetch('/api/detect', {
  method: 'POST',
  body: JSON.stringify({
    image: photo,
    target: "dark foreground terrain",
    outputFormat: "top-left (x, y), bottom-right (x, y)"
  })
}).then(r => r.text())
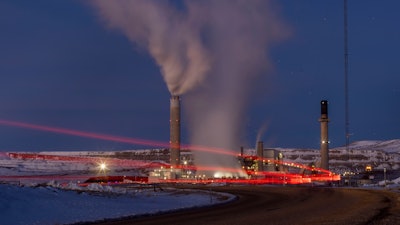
top-left (89, 185), bottom-right (400, 225)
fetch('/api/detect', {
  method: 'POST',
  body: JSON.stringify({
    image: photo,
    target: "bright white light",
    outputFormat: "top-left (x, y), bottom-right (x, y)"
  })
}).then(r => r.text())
top-left (213, 171), bottom-right (236, 178)
top-left (100, 163), bottom-right (106, 170)
top-left (98, 162), bottom-right (108, 172)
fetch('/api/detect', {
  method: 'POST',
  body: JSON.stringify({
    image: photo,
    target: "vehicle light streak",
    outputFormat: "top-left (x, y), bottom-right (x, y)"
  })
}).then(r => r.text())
top-left (0, 119), bottom-right (239, 157)
top-left (7, 153), bottom-right (339, 184)
top-left (8, 153), bottom-right (339, 183)
top-left (6, 152), bottom-right (340, 184)
top-left (0, 119), bottom-right (167, 148)
top-left (0, 119), bottom-right (340, 185)
top-left (7, 152), bottom-right (159, 168)
top-left (0, 172), bottom-right (339, 186)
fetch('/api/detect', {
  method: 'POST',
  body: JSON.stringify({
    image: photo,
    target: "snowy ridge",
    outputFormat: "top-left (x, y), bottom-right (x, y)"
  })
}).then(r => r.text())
top-left (243, 139), bottom-right (400, 172)
top-left (348, 139), bottom-right (400, 153)
top-left (39, 149), bottom-right (167, 156)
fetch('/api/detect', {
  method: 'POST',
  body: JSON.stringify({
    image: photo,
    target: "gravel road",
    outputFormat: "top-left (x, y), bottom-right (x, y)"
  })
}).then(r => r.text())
top-left (88, 185), bottom-right (400, 225)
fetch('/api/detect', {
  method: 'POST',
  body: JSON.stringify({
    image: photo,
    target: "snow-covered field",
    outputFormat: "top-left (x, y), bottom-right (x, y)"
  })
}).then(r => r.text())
top-left (0, 151), bottom-right (234, 225)
top-left (0, 183), bottom-right (233, 225)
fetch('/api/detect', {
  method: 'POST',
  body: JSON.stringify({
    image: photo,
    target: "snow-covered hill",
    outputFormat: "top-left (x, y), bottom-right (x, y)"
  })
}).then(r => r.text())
top-left (242, 139), bottom-right (400, 174)
top-left (276, 139), bottom-right (400, 173)
top-left (339, 139), bottom-right (400, 153)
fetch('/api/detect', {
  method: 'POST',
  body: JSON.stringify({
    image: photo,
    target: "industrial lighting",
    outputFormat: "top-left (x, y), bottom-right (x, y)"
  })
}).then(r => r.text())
top-left (97, 162), bottom-right (108, 173)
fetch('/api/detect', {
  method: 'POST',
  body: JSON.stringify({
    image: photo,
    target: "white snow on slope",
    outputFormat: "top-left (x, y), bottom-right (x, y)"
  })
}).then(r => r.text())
top-left (339, 139), bottom-right (400, 153)
top-left (0, 184), bottom-right (232, 225)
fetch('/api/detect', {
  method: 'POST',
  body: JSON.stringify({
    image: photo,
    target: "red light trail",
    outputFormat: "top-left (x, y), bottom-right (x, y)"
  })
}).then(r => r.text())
top-left (4, 152), bottom-right (340, 185)
top-left (0, 119), bottom-right (340, 185)
top-left (0, 119), bottom-right (238, 157)
top-left (0, 119), bottom-right (168, 148)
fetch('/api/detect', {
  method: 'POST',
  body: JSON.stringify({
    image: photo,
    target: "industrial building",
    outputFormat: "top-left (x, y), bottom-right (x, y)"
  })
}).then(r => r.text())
top-left (238, 142), bottom-right (284, 176)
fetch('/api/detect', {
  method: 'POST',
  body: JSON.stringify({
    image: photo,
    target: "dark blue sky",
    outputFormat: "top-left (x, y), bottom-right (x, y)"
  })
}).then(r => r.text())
top-left (0, 0), bottom-right (399, 151)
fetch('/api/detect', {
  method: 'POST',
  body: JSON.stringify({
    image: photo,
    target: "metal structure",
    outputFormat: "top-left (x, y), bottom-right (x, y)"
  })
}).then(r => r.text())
top-left (170, 95), bottom-right (181, 168)
top-left (344, 0), bottom-right (350, 154)
top-left (319, 100), bottom-right (330, 170)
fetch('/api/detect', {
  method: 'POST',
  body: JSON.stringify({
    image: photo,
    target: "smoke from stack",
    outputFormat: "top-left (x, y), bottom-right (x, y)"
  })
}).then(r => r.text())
top-left (90, 0), bottom-right (289, 177)
top-left (89, 0), bottom-right (210, 95)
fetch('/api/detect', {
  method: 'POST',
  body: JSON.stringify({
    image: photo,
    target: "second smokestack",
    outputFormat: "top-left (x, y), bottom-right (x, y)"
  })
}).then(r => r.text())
top-left (319, 100), bottom-right (329, 170)
top-left (256, 141), bottom-right (264, 172)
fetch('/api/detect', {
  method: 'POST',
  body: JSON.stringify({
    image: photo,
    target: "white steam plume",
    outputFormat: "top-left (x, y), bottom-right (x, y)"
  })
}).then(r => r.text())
top-left (90, 0), bottom-right (210, 95)
top-left (256, 121), bottom-right (270, 144)
top-left (90, 0), bottom-right (289, 177)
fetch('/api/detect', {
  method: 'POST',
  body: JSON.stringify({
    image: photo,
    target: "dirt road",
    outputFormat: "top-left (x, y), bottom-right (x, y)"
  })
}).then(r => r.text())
top-left (89, 186), bottom-right (400, 225)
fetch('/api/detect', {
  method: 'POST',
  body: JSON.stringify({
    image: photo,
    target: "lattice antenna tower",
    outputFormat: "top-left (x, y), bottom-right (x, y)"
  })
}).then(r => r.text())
top-left (344, 0), bottom-right (350, 154)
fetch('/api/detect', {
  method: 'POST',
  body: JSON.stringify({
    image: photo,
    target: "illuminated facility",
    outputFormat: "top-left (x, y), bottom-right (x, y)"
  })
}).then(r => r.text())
top-left (149, 97), bottom-right (339, 184)
top-left (0, 96), bottom-right (338, 184)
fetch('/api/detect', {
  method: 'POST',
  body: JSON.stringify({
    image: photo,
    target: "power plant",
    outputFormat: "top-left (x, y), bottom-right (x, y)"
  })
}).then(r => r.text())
top-left (319, 100), bottom-right (330, 170)
top-left (148, 96), bottom-right (338, 183)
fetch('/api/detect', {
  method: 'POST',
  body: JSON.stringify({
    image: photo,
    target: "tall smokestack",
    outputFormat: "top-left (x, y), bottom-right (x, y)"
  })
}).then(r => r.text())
top-left (319, 100), bottom-right (330, 170)
top-left (256, 141), bottom-right (264, 172)
top-left (170, 95), bottom-right (181, 168)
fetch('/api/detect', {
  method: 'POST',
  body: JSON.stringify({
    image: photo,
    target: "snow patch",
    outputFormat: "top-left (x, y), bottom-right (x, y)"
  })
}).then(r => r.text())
top-left (0, 184), bottom-right (233, 225)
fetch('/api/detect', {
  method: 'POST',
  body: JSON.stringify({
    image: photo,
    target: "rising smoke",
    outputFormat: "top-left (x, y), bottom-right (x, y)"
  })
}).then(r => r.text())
top-left (89, 0), bottom-right (210, 95)
top-left (90, 0), bottom-right (289, 177)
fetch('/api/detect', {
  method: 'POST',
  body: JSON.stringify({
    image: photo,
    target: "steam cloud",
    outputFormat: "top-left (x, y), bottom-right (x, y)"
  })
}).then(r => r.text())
top-left (90, 0), bottom-right (210, 95)
top-left (90, 0), bottom-right (289, 177)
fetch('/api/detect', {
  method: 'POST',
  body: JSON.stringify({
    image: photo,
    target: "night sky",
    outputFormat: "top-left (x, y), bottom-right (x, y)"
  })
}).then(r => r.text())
top-left (0, 0), bottom-right (399, 152)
